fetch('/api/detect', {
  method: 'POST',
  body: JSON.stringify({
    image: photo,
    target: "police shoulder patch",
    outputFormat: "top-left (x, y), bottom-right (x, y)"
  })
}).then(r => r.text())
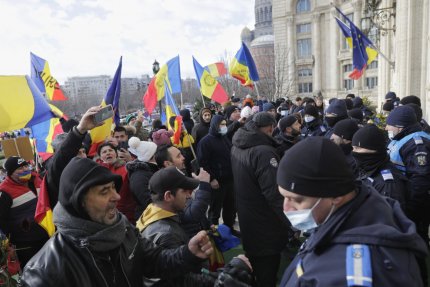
top-left (270, 158), bottom-right (278, 167)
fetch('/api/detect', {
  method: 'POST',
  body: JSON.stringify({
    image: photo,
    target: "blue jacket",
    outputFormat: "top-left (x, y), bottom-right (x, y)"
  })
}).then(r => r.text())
top-left (387, 124), bottom-right (430, 219)
top-left (280, 185), bottom-right (428, 287)
top-left (197, 115), bottom-right (233, 181)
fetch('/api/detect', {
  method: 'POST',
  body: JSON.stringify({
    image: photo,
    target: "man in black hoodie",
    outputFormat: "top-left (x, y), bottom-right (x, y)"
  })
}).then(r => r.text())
top-left (192, 107), bottom-right (212, 145)
top-left (20, 157), bottom-right (213, 286)
top-left (197, 115), bottom-right (236, 232)
top-left (180, 108), bottom-right (194, 135)
top-left (231, 112), bottom-right (291, 287)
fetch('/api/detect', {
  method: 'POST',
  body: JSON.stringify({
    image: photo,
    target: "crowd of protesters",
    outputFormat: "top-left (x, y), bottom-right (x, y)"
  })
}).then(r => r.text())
top-left (0, 91), bottom-right (429, 286)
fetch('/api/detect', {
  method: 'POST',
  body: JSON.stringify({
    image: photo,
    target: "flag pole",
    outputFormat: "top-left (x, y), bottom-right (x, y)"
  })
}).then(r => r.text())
top-left (200, 91), bottom-right (206, 108)
top-left (332, 13), bottom-right (395, 69)
top-left (254, 81), bottom-right (261, 98)
top-left (180, 92), bottom-right (184, 109)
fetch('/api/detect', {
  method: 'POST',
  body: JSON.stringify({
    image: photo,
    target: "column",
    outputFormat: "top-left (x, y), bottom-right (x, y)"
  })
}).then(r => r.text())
top-left (329, 8), bottom-right (340, 93)
top-left (312, 13), bottom-right (322, 92)
top-left (286, 16), bottom-right (296, 94)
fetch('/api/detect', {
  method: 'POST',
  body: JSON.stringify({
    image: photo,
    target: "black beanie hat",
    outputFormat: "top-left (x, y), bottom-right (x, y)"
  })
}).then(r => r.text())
top-left (385, 92), bottom-right (397, 101)
top-left (382, 102), bottom-right (394, 112)
top-left (352, 124), bottom-right (387, 153)
top-left (386, 105), bottom-right (417, 127)
top-left (352, 97), bottom-right (363, 108)
top-left (253, 112), bottom-right (276, 128)
top-left (304, 104), bottom-right (319, 118)
top-left (4, 156), bottom-right (29, 176)
top-left (279, 115), bottom-right (297, 132)
top-left (325, 99), bottom-right (347, 118)
top-left (224, 105), bottom-right (240, 120)
top-left (348, 108), bottom-right (363, 122)
top-left (405, 103), bottom-right (423, 121)
top-left (344, 98), bottom-right (354, 110)
top-left (277, 137), bottom-right (355, 197)
top-left (59, 157), bottom-right (122, 218)
top-left (400, 95), bottom-right (421, 107)
top-left (333, 119), bottom-right (359, 141)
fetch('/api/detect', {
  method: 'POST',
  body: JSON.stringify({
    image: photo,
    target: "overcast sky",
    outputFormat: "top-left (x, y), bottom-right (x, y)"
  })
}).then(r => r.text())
top-left (0, 0), bottom-right (254, 82)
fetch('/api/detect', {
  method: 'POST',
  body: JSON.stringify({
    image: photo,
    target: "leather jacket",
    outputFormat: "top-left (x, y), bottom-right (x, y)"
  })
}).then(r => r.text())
top-left (20, 223), bottom-right (203, 287)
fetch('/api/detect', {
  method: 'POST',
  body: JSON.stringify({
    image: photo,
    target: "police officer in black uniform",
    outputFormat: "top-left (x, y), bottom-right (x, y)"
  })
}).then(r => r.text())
top-left (352, 124), bottom-right (408, 209)
top-left (386, 105), bottom-right (430, 285)
top-left (301, 105), bottom-right (326, 138)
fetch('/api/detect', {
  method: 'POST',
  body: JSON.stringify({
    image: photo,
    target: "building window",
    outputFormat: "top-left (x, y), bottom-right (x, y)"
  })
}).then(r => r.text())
top-left (343, 64), bottom-right (353, 73)
top-left (297, 38), bottom-right (312, 58)
top-left (298, 68), bottom-right (312, 77)
top-left (298, 82), bottom-right (313, 93)
top-left (342, 13), bottom-right (354, 49)
top-left (297, 0), bottom-right (310, 13)
top-left (366, 77), bottom-right (378, 89)
top-left (297, 23), bottom-right (311, 34)
top-left (344, 79), bottom-right (354, 90)
top-left (368, 61), bottom-right (378, 69)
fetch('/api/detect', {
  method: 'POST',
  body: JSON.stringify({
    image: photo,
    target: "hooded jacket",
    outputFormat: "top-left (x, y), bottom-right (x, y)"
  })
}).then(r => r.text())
top-left (180, 109), bottom-right (195, 134)
top-left (280, 185), bottom-right (428, 287)
top-left (231, 120), bottom-right (291, 256)
top-left (197, 115), bottom-right (233, 181)
top-left (126, 160), bottom-right (159, 219)
top-left (192, 108), bottom-right (212, 145)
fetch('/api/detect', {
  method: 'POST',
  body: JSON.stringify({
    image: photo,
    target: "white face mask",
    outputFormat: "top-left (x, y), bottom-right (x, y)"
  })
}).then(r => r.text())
top-left (281, 110), bottom-right (288, 116)
top-left (219, 126), bottom-right (228, 135)
top-left (304, 115), bottom-right (315, 123)
top-left (284, 198), bottom-right (322, 231)
top-left (387, 130), bottom-right (395, 140)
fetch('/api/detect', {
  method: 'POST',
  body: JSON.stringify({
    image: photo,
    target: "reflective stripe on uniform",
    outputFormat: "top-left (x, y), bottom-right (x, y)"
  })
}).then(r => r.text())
top-left (11, 191), bottom-right (37, 208)
top-left (346, 244), bottom-right (372, 287)
top-left (295, 259), bottom-right (304, 278)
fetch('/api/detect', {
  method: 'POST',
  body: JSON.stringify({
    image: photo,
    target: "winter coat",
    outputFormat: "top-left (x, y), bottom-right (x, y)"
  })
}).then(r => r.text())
top-left (180, 109), bottom-right (195, 134)
top-left (197, 115), bottom-right (234, 182)
top-left (192, 109), bottom-right (211, 145)
top-left (20, 220), bottom-right (203, 287)
top-left (100, 161), bottom-right (136, 223)
top-left (126, 160), bottom-right (159, 219)
top-left (231, 120), bottom-right (291, 257)
top-left (280, 185), bottom-right (428, 287)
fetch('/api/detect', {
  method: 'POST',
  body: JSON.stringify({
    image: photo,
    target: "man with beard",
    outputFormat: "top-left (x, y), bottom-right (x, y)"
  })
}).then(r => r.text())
top-left (275, 115), bottom-right (301, 157)
top-left (330, 119), bottom-right (359, 179)
top-left (352, 125), bottom-right (407, 209)
top-left (301, 105), bottom-right (326, 138)
top-left (192, 107), bottom-right (212, 146)
top-left (324, 99), bottom-right (348, 139)
top-left (232, 112), bottom-right (291, 287)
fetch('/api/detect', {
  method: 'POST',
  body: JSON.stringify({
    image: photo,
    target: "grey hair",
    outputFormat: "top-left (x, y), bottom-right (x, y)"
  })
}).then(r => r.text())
top-left (51, 133), bottom-right (68, 152)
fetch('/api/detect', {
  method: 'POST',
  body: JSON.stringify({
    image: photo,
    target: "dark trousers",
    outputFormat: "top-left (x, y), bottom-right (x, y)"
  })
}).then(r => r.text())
top-left (209, 178), bottom-right (236, 228)
top-left (248, 254), bottom-right (281, 287)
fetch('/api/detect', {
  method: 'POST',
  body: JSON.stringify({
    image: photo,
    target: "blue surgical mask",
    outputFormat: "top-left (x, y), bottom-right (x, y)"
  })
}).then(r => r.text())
top-left (284, 198), bottom-right (322, 231)
top-left (219, 126), bottom-right (228, 135)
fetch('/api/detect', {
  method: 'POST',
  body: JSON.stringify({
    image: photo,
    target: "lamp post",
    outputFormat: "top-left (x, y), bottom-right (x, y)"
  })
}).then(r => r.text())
top-left (361, 0), bottom-right (396, 42)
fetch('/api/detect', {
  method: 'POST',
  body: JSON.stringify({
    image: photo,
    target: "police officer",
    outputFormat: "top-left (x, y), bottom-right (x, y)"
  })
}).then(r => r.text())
top-left (385, 105), bottom-right (430, 285)
top-left (277, 137), bottom-right (427, 286)
top-left (301, 105), bottom-right (326, 138)
top-left (324, 99), bottom-right (348, 139)
top-left (352, 124), bottom-right (408, 209)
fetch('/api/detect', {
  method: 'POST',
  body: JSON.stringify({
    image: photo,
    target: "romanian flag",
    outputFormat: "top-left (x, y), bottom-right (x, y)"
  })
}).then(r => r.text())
top-left (30, 52), bottom-right (67, 101)
top-left (35, 175), bottom-right (55, 236)
top-left (31, 104), bottom-right (65, 161)
top-left (88, 57), bottom-right (122, 156)
top-left (143, 56), bottom-right (181, 114)
top-left (164, 81), bottom-right (182, 145)
top-left (335, 8), bottom-right (378, 80)
top-left (192, 57), bottom-right (228, 104)
top-left (229, 42), bottom-right (259, 87)
top-left (0, 76), bottom-right (54, 132)
top-left (204, 62), bottom-right (227, 77)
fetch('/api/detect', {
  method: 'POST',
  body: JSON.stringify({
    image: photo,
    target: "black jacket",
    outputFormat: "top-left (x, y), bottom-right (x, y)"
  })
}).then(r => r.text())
top-left (231, 121), bottom-right (291, 256)
top-left (180, 109), bottom-right (195, 134)
top-left (300, 119), bottom-right (327, 138)
top-left (126, 160), bottom-right (159, 219)
top-left (21, 223), bottom-right (203, 287)
top-left (274, 133), bottom-right (298, 158)
top-left (192, 110), bottom-right (211, 145)
top-left (280, 185), bottom-right (428, 287)
top-left (197, 115), bottom-right (234, 182)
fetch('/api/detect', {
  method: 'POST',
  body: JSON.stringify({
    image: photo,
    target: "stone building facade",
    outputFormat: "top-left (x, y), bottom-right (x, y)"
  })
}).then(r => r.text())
top-left (273, 0), bottom-right (430, 120)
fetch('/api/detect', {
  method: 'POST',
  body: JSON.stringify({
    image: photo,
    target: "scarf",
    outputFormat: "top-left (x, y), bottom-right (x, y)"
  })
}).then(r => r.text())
top-left (53, 203), bottom-right (127, 252)
top-left (136, 203), bottom-right (176, 231)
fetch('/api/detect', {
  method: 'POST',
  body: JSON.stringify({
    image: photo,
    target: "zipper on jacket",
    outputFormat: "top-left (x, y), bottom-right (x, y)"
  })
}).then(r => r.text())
top-left (84, 247), bottom-right (109, 287)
